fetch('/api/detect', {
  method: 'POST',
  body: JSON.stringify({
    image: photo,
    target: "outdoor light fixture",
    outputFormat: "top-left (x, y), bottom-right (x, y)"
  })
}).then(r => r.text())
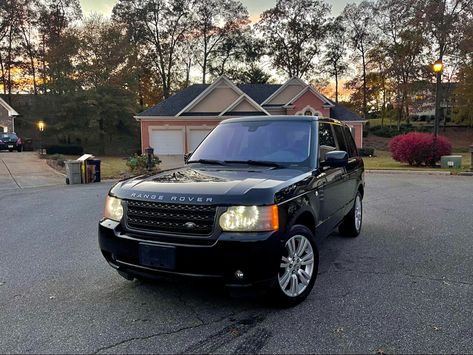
top-left (37, 121), bottom-right (45, 132)
top-left (433, 59), bottom-right (444, 73)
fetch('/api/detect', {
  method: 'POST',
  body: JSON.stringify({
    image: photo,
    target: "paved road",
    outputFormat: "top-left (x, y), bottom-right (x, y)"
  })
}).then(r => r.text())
top-left (0, 152), bottom-right (64, 190)
top-left (0, 174), bottom-right (472, 353)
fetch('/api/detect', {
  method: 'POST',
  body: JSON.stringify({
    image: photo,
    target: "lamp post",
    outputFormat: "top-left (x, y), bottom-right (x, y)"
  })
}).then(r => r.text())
top-left (37, 121), bottom-right (45, 155)
top-left (432, 59), bottom-right (443, 166)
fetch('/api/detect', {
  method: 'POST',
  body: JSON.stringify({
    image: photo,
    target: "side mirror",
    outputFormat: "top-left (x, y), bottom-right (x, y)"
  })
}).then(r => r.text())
top-left (184, 152), bottom-right (193, 164)
top-left (323, 150), bottom-right (348, 168)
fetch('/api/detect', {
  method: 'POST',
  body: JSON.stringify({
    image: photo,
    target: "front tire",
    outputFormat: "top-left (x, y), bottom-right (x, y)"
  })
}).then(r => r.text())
top-left (339, 192), bottom-right (363, 237)
top-left (271, 225), bottom-right (319, 307)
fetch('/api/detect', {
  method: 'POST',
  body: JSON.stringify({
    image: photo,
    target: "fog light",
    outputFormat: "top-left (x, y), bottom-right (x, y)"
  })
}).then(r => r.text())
top-left (235, 270), bottom-right (244, 280)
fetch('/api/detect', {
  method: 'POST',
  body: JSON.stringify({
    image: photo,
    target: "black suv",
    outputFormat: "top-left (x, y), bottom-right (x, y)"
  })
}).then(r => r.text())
top-left (99, 116), bottom-right (364, 306)
top-left (0, 132), bottom-right (23, 152)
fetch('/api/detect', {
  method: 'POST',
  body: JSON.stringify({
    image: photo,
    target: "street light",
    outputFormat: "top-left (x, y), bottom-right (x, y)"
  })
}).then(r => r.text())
top-left (432, 59), bottom-right (443, 166)
top-left (37, 121), bottom-right (45, 154)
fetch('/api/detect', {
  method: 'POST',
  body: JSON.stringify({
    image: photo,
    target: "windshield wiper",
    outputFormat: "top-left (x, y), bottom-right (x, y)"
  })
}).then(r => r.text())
top-left (187, 159), bottom-right (227, 166)
top-left (224, 160), bottom-right (282, 168)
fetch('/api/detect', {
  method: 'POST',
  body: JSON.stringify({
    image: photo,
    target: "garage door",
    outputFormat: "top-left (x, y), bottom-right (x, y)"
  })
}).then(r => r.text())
top-left (188, 129), bottom-right (212, 152)
top-left (149, 129), bottom-right (184, 155)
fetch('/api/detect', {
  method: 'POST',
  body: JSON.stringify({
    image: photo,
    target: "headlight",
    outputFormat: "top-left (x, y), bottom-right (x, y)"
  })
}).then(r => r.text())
top-left (219, 205), bottom-right (279, 232)
top-left (104, 196), bottom-right (124, 222)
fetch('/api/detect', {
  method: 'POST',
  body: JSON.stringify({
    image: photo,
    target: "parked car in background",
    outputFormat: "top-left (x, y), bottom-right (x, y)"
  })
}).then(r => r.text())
top-left (0, 133), bottom-right (23, 152)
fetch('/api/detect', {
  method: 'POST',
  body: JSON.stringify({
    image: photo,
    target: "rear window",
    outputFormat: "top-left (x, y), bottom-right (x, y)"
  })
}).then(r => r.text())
top-left (343, 127), bottom-right (358, 157)
top-left (1, 133), bottom-right (17, 139)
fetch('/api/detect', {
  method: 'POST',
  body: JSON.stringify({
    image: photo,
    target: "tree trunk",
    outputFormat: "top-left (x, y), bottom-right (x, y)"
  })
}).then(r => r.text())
top-left (202, 54), bottom-right (207, 84)
top-left (30, 55), bottom-right (38, 95)
top-left (335, 69), bottom-right (339, 104)
top-left (0, 52), bottom-right (6, 95)
top-left (362, 52), bottom-right (368, 118)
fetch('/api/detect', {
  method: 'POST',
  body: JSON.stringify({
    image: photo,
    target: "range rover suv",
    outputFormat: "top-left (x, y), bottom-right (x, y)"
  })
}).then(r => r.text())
top-left (99, 116), bottom-right (364, 306)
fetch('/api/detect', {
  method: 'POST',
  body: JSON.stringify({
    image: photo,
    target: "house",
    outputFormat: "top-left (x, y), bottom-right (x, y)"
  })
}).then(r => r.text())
top-left (0, 97), bottom-right (19, 133)
top-left (409, 81), bottom-right (457, 123)
top-left (135, 76), bottom-right (366, 156)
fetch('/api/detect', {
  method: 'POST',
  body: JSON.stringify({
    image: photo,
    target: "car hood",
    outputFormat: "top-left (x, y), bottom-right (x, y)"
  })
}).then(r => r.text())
top-left (111, 165), bottom-right (312, 205)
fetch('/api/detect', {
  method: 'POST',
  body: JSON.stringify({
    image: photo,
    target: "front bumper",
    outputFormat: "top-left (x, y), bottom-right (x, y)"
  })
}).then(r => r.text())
top-left (98, 219), bottom-right (283, 288)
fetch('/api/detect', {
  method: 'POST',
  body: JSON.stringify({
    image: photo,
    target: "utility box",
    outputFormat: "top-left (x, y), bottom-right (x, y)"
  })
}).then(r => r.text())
top-left (65, 160), bottom-right (82, 184)
top-left (440, 155), bottom-right (462, 169)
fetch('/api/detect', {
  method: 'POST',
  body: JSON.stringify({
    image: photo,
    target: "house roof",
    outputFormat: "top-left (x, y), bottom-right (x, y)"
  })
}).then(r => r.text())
top-left (137, 81), bottom-right (363, 122)
top-left (138, 84), bottom-right (209, 117)
top-left (0, 97), bottom-right (19, 116)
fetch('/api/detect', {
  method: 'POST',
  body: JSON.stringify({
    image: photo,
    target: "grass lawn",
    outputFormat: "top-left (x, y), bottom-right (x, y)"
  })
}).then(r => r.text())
top-left (98, 156), bottom-right (129, 179)
top-left (363, 150), bottom-right (471, 172)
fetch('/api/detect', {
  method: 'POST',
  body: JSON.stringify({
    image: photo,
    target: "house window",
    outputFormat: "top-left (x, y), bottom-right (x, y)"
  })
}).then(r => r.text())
top-left (304, 110), bottom-right (312, 116)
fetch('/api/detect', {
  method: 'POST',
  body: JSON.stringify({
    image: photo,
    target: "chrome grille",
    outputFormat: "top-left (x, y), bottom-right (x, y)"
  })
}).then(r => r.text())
top-left (125, 200), bottom-right (216, 235)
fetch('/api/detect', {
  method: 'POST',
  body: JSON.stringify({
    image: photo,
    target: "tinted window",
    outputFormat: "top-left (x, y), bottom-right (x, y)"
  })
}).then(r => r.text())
top-left (1, 133), bottom-right (17, 139)
top-left (333, 125), bottom-right (347, 152)
top-left (318, 123), bottom-right (336, 161)
top-left (318, 123), bottom-right (336, 147)
top-left (190, 120), bottom-right (312, 165)
top-left (343, 127), bottom-right (358, 157)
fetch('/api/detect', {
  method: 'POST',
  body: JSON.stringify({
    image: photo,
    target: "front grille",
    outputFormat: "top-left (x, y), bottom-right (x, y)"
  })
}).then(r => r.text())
top-left (125, 200), bottom-right (217, 235)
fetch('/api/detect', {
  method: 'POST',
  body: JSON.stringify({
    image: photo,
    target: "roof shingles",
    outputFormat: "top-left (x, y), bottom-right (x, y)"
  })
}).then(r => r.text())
top-left (137, 82), bottom-right (363, 122)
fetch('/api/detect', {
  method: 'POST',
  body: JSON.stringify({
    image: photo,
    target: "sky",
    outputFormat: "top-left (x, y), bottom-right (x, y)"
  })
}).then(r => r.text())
top-left (79, 0), bottom-right (357, 19)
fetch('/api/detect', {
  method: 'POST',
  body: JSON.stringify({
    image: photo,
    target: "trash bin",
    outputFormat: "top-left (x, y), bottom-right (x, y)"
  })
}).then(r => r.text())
top-left (87, 159), bottom-right (101, 182)
top-left (65, 160), bottom-right (82, 184)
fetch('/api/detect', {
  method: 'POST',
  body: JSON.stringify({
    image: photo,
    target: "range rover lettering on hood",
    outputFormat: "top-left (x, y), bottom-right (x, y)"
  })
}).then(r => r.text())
top-left (130, 192), bottom-right (213, 203)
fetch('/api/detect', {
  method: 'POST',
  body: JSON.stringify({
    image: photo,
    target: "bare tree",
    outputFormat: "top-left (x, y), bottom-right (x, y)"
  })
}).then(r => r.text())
top-left (342, 1), bottom-right (376, 118)
top-left (257, 0), bottom-right (330, 79)
top-left (113, 0), bottom-right (192, 99)
top-left (322, 16), bottom-right (348, 103)
top-left (192, 0), bottom-right (249, 84)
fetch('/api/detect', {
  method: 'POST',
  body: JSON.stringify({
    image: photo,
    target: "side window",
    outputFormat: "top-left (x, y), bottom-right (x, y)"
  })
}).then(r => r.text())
top-left (343, 127), bottom-right (358, 157)
top-left (318, 123), bottom-right (336, 161)
top-left (333, 124), bottom-right (348, 153)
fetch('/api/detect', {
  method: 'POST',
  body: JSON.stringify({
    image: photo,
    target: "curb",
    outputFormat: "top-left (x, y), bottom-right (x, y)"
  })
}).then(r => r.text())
top-left (365, 169), bottom-right (451, 176)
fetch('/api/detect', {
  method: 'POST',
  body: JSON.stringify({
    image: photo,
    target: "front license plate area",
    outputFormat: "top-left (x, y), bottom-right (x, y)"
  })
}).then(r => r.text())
top-left (139, 243), bottom-right (176, 270)
top-left (8, 145), bottom-right (13, 148)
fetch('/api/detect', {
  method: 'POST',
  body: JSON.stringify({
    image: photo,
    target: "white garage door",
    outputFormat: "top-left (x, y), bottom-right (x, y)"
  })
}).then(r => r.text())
top-left (149, 129), bottom-right (184, 155)
top-left (188, 129), bottom-right (212, 152)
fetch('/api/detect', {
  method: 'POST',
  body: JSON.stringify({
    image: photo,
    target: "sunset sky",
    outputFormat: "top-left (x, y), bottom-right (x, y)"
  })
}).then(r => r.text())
top-left (79, 0), bottom-right (359, 18)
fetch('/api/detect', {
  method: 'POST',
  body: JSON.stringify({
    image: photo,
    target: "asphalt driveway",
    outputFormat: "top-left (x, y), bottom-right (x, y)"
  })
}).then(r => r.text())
top-left (0, 152), bottom-right (64, 190)
top-left (0, 173), bottom-right (472, 353)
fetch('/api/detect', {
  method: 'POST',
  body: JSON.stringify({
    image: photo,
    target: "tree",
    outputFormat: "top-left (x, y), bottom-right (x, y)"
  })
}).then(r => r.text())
top-left (112, 0), bottom-right (192, 99)
top-left (0, 0), bottom-right (21, 96)
top-left (322, 16), bottom-right (348, 103)
top-left (17, 0), bottom-right (41, 94)
top-left (374, 0), bottom-right (426, 128)
top-left (37, 0), bottom-right (82, 94)
top-left (257, 0), bottom-right (330, 79)
top-left (342, 1), bottom-right (376, 118)
top-left (191, 0), bottom-right (250, 84)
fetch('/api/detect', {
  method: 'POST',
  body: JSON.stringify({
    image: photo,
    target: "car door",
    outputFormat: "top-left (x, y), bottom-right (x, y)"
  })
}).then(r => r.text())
top-left (317, 123), bottom-right (346, 230)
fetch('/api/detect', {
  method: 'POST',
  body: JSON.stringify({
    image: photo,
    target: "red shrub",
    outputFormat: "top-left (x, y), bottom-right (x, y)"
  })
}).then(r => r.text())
top-left (389, 132), bottom-right (452, 166)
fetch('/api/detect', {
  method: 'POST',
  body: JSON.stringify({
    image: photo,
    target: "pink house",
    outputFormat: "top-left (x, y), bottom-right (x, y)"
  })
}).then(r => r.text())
top-left (135, 76), bottom-right (365, 156)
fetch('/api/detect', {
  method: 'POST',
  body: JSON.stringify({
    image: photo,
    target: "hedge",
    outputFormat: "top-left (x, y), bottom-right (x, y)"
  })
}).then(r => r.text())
top-left (46, 144), bottom-right (84, 155)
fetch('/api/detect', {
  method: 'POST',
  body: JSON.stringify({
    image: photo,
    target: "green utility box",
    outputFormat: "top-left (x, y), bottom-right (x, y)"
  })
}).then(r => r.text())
top-left (440, 155), bottom-right (462, 169)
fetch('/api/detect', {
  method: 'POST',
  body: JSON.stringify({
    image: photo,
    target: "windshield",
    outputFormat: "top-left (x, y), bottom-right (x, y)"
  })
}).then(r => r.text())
top-left (190, 120), bottom-right (312, 166)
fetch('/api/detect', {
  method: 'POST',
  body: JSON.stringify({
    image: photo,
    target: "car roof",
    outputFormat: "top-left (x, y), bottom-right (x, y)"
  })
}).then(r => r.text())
top-left (221, 115), bottom-right (345, 126)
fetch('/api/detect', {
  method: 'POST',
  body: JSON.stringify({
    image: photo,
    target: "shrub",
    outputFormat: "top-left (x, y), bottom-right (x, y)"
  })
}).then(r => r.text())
top-left (359, 147), bottom-right (375, 157)
top-left (389, 132), bottom-right (452, 166)
top-left (46, 144), bottom-right (84, 155)
top-left (370, 124), bottom-right (430, 138)
top-left (126, 153), bottom-right (162, 174)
